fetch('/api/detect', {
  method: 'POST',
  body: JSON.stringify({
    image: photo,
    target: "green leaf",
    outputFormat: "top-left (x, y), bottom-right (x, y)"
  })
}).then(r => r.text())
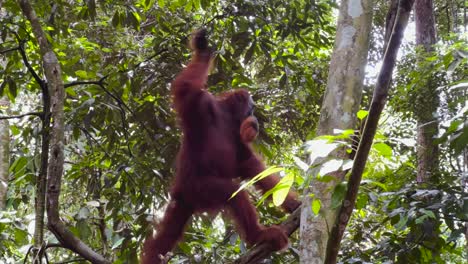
top-left (420, 209), bottom-right (436, 219)
top-left (318, 159), bottom-right (343, 176)
top-left (355, 193), bottom-right (368, 209)
top-left (7, 77), bottom-right (17, 98)
top-left (75, 70), bottom-right (88, 79)
top-left (10, 125), bottom-right (20, 136)
top-left (178, 242), bottom-right (191, 254)
top-left (65, 87), bottom-right (77, 97)
top-left (395, 215), bottom-right (408, 230)
top-left (331, 182), bottom-right (347, 209)
top-left (311, 199), bottom-right (321, 215)
top-left (111, 237), bottom-right (125, 249)
top-left (230, 166), bottom-right (283, 199)
top-left (112, 11), bottom-right (121, 27)
top-left (357, 110), bottom-right (368, 120)
top-left (14, 228), bottom-right (28, 244)
top-left (272, 173), bottom-right (294, 206)
top-left (304, 139), bottom-right (340, 165)
top-left (76, 219), bottom-right (92, 239)
top-left (415, 215), bottom-right (428, 225)
top-left (158, 0), bottom-right (165, 7)
top-left (373, 142), bottom-right (392, 157)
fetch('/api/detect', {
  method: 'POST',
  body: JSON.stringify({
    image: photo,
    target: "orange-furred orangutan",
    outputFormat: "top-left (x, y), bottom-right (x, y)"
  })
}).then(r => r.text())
top-left (141, 29), bottom-right (300, 264)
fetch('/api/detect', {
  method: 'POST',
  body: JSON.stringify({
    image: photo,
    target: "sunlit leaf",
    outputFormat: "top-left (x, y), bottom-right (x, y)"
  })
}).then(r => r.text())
top-left (311, 199), bottom-right (321, 215)
top-left (293, 156), bottom-right (309, 171)
top-left (319, 159), bottom-right (343, 176)
top-left (373, 142), bottom-right (392, 157)
top-left (75, 70), bottom-right (88, 79)
top-left (357, 110), bottom-right (368, 120)
top-left (304, 139), bottom-right (340, 165)
top-left (230, 166), bottom-right (283, 199)
top-left (272, 173), bottom-right (294, 206)
top-left (111, 237), bottom-right (125, 249)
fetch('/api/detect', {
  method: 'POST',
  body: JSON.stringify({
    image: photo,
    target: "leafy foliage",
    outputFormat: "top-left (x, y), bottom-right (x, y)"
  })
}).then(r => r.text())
top-left (0, 0), bottom-right (334, 262)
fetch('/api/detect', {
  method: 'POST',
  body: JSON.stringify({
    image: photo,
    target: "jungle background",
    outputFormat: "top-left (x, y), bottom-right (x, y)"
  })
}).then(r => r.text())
top-left (0, 0), bottom-right (467, 263)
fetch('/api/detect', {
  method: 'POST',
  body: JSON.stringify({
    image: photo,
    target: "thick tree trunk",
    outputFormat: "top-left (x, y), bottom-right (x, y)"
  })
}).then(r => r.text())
top-left (299, 1), bottom-right (373, 263)
top-left (325, 1), bottom-right (415, 262)
top-left (414, 0), bottom-right (439, 183)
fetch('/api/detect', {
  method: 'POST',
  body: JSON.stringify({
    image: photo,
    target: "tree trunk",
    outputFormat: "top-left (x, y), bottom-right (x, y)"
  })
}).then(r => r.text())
top-left (299, 0), bottom-right (373, 263)
top-left (413, 0), bottom-right (442, 259)
top-left (325, 1), bottom-right (415, 261)
top-left (19, 1), bottom-right (109, 263)
top-left (0, 97), bottom-right (9, 209)
top-left (414, 0), bottom-right (439, 183)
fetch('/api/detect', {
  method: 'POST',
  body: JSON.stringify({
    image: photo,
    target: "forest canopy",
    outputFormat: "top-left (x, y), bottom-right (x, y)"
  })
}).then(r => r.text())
top-left (0, 0), bottom-right (466, 263)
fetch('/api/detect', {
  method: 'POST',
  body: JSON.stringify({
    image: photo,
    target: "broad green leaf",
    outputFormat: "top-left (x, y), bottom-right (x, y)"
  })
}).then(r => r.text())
top-left (293, 156), bottom-right (309, 171)
top-left (7, 77), bottom-right (17, 98)
top-left (319, 159), bottom-right (343, 176)
top-left (272, 173), bottom-right (294, 206)
top-left (355, 193), bottom-right (368, 209)
top-left (75, 70), bottom-right (88, 79)
top-left (331, 182), bottom-right (347, 209)
top-left (395, 215), bottom-right (408, 230)
top-left (415, 215), bottom-right (428, 225)
top-left (419, 209), bottom-right (436, 219)
top-left (304, 139), bottom-right (340, 165)
top-left (373, 142), bottom-right (392, 157)
top-left (357, 110), bottom-right (368, 120)
top-left (178, 242), bottom-right (191, 254)
top-left (311, 199), bottom-right (321, 215)
top-left (76, 219), bottom-right (92, 239)
top-left (361, 179), bottom-right (388, 191)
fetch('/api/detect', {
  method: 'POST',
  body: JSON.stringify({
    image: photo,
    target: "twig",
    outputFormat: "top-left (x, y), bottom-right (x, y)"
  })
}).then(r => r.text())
top-left (12, 31), bottom-right (45, 89)
top-left (0, 111), bottom-right (43, 120)
top-left (0, 46), bottom-right (19, 54)
top-left (235, 207), bottom-right (301, 264)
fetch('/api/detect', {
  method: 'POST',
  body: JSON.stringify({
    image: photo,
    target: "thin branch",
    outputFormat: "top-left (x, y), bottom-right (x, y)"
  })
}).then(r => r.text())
top-left (0, 46), bottom-right (19, 54)
top-left (235, 207), bottom-right (301, 264)
top-left (12, 31), bottom-right (45, 90)
top-left (0, 111), bottom-right (43, 120)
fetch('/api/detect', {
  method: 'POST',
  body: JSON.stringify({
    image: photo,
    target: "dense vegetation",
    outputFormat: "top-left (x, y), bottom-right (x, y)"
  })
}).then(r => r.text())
top-left (0, 0), bottom-right (466, 263)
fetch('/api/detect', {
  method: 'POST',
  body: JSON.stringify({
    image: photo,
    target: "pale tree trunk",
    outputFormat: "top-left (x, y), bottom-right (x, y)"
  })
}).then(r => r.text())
top-left (19, 1), bottom-right (109, 263)
top-left (0, 98), bottom-right (9, 209)
top-left (414, 0), bottom-right (439, 183)
top-left (299, 0), bottom-right (373, 263)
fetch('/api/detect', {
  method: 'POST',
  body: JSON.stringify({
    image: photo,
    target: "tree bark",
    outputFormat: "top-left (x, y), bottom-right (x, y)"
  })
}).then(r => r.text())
top-left (18, 1), bottom-right (110, 263)
top-left (299, 1), bottom-right (373, 263)
top-left (325, 1), bottom-right (415, 262)
top-left (414, 0), bottom-right (439, 183)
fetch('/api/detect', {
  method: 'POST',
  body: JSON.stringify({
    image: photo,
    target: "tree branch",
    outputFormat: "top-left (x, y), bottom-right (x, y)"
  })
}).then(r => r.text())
top-left (12, 31), bottom-right (45, 90)
top-left (235, 207), bottom-right (301, 264)
top-left (0, 111), bottom-right (43, 120)
top-left (18, 1), bottom-right (109, 263)
top-left (324, 1), bottom-right (415, 263)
